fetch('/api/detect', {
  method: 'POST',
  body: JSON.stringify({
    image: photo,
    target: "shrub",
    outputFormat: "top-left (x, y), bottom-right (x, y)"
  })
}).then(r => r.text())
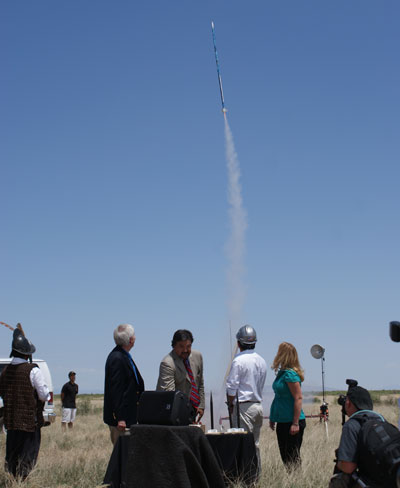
top-left (77, 397), bottom-right (91, 416)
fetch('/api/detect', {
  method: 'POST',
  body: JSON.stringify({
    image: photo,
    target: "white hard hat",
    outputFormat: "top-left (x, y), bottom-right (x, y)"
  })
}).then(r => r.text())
top-left (236, 325), bottom-right (257, 345)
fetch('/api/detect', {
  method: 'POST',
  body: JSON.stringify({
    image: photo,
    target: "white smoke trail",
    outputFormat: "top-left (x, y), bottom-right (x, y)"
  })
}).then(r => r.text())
top-left (224, 116), bottom-right (247, 329)
top-left (211, 117), bottom-right (247, 427)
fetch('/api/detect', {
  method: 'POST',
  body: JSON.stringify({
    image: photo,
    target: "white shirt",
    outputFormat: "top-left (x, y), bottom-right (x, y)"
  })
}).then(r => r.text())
top-left (226, 350), bottom-right (267, 402)
top-left (11, 357), bottom-right (50, 402)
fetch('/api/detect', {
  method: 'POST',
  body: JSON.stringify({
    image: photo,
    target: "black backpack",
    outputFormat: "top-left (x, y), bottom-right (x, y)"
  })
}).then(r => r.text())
top-left (354, 412), bottom-right (400, 487)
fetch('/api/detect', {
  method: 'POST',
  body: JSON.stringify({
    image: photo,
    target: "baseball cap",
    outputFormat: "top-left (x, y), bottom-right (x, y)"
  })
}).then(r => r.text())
top-left (347, 386), bottom-right (373, 410)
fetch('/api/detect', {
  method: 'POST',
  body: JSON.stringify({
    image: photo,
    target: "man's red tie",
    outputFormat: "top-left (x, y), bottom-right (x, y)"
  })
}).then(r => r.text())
top-left (184, 359), bottom-right (200, 408)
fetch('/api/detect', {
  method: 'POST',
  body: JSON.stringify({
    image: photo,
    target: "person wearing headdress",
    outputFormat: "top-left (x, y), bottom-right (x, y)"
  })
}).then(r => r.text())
top-left (0, 324), bottom-right (50, 479)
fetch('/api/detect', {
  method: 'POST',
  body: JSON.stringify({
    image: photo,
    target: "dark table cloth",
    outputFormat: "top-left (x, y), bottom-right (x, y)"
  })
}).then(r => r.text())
top-left (103, 425), bottom-right (226, 488)
top-left (206, 432), bottom-right (258, 485)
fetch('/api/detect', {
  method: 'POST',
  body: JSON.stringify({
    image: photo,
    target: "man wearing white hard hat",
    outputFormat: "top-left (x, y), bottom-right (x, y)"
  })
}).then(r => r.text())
top-left (226, 325), bottom-right (267, 471)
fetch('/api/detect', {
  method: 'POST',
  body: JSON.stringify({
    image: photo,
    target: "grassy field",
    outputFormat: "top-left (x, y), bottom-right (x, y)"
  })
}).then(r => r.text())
top-left (0, 393), bottom-right (399, 487)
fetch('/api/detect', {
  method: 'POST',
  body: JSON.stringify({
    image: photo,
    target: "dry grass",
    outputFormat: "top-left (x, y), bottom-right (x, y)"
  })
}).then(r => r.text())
top-left (0, 395), bottom-right (398, 487)
top-left (0, 397), bottom-right (112, 488)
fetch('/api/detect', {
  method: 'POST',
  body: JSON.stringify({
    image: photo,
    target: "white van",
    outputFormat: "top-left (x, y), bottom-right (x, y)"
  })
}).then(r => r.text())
top-left (0, 358), bottom-right (56, 427)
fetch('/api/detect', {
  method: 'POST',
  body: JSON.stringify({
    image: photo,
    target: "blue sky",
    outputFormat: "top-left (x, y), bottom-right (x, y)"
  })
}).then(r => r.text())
top-left (1, 1), bottom-right (399, 395)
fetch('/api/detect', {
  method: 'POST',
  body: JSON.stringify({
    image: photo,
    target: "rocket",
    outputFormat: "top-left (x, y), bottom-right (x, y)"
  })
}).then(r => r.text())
top-left (211, 21), bottom-right (227, 117)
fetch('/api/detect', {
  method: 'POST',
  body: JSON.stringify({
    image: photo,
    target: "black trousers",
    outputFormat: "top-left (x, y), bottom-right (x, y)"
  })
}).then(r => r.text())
top-left (276, 419), bottom-right (306, 467)
top-left (5, 427), bottom-right (41, 479)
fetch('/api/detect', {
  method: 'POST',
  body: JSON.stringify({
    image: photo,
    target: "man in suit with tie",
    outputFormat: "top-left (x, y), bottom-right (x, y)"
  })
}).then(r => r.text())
top-left (103, 323), bottom-right (145, 445)
top-left (156, 329), bottom-right (205, 423)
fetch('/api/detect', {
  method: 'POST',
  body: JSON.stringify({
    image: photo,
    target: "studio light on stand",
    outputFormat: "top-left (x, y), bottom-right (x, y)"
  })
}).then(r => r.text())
top-left (310, 344), bottom-right (329, 438)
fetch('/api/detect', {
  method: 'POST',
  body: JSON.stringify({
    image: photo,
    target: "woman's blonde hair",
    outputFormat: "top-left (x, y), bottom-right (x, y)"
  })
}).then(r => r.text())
top-left (272, 342), bottom-right (304, 382)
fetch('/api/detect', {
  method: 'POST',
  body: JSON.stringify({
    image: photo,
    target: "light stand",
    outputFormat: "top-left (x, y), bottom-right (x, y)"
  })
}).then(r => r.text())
top-left (310, 344), bottom-right (329, 437)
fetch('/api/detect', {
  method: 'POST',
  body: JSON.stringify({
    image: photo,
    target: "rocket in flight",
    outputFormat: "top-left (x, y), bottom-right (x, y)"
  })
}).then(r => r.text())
top-left (211, 21), bottom-right (227, 117)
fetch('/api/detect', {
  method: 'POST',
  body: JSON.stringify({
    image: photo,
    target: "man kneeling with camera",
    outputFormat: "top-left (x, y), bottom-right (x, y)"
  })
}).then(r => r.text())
top-left (330, 381), bottom-right (400, 488)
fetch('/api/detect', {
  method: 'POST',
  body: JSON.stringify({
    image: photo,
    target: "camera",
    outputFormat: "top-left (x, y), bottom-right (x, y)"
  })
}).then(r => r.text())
top-left (338, 394), bottom-right (346, 407)
top-left (390, 321), bottom-right (400, 343)
top-left (337, 378), bottom-right (358, 405)
top-left (337, 379), bottom-right (358, 425)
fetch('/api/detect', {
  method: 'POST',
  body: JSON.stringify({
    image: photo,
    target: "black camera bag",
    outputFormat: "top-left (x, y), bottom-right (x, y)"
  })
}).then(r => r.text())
top-left (355, 413), bottom-right (400, 487)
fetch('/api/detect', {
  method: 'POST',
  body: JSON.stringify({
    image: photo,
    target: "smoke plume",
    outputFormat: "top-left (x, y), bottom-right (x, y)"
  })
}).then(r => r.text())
top-left (224, 116), bottom-right (247, 329)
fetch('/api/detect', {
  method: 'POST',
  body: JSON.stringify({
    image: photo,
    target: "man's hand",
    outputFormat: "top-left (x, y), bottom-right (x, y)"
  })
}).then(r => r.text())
top-left (117, 420), bottom-right (127, 431)
top-left (328, 472), bottom-right (354, 488)
top-left (195, 408), bottom-right (204, 423)
top-left (337, 461), bottom-right (357, 475)
top-left (226, 394), bottom-right (235, 415)
top-left (290, 423), bottom-right (300, 435)
top-left (269, 421), bottom-right (276, 431)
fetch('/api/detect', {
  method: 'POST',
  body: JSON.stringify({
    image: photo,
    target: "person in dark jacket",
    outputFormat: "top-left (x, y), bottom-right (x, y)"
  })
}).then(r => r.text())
top-left (0, 324), bottom-right (49, 479)
top-left (103, 323), bottom-right (144, 445)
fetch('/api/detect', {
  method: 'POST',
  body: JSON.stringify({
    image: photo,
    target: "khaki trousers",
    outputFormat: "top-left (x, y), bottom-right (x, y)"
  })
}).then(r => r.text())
top-left (233, 401), bottom-right (263, 471)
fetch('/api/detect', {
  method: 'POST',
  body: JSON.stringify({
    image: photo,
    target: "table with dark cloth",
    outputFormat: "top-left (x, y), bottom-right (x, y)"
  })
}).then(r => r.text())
top-left (206, 432), bottom-right (258, 485)
top-left (103, 424), bottom-right (225, 488)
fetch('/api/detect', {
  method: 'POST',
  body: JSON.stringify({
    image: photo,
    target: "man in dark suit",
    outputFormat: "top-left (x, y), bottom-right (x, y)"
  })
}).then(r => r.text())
top-left (103, 323), bottom-right (144, 445)
top-left (156, 329), bottom-right (205, 423)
